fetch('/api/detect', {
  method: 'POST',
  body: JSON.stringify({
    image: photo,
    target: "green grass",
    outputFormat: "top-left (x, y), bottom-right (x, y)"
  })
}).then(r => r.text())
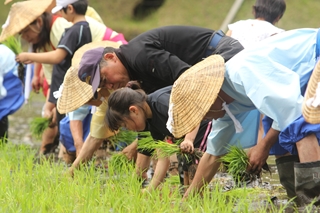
top-left (0, 142), bottom-right (307, 212)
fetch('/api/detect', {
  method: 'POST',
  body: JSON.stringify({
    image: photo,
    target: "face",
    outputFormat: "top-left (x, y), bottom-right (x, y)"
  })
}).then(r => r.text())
top-left (121, 106), bottom-right (146, 131)
top-left (100, 54), bottom-right (130, 90)
top-left (19, 23), bottom-right (41, 44)
top-left (59, 6), bottom-right (73, 22)
top-left (203, 98), bottom-right (226, 120)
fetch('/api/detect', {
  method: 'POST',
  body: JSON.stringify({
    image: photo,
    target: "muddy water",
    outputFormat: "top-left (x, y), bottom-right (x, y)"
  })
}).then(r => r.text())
top-left (7, 95), bottom-right (44, 148)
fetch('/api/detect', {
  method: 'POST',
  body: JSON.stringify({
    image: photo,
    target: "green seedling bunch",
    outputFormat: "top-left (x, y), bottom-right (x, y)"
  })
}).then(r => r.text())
top-left (30, 117), bottom-right (51, 139)
top-left (2, 36), bottom-right (24, 82)
top-left (220, 145), bottom-right (250, 182)
top-left (108, 129), bottom-right (137, 150)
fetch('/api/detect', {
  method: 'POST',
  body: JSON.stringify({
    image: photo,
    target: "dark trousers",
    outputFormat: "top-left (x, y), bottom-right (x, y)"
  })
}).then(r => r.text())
top-left (0, 116), bottom-right (8, 142)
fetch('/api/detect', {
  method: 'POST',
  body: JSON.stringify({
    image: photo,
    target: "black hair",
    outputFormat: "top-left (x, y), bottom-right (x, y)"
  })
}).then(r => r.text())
top-left (32, 12), bottom-right (52, 52)
top-left (105, 87), bottom-right (147, 131)
top-left (62, 0), bottom-right (88, 15)
top-left (253, 0), bottom-right (286, 24)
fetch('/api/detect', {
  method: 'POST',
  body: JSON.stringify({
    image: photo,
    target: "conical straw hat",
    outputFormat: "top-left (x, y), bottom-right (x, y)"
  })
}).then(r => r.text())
top-left (57, 40), bottom-right (121, 114)
top-left (167, 55), bottom-right (225, 138)
top-left (302, 60), bottom-right (320, 124)
top-left (57, 66), bottom-right (93, 114)
top-left (0, 0), bottom-right (53, 42)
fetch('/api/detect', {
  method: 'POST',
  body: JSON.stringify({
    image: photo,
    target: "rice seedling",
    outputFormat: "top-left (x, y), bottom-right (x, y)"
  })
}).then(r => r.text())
top-left (2, 36), bottom-right (24, 82)
top-left (0, 142), bottom-right (303, 212)
top-left (219, 145), bottom-right (250, 183)
top-left (108, 152), bottom-right (134, 175)
top-left (138, 137), bottom-right (181, 158)
top-left (30, 117), bottom-right (51, 139)
top-left (108, 129), bottom-right (137, 150)
top-left (220, 145), bottom-right (272, 185)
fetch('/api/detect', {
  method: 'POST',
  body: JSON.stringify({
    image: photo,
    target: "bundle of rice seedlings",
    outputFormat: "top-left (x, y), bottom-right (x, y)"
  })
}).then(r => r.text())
top-left (219, 145), bottom-right (272, 184)
top-left (219, 145), bottom-right (251, 183)
top-left (108, 152), bottom-right (134, 174)
top-left (138, 136), bottom-right (204, 161)
top-left (108, 129), bottom-right (138, 150)
top-left (2, 36), bottom-right (24, 82)
top-left (30, 117), bottom-right (51, 139)
top-left (138, 137), bottom-right (181, 158)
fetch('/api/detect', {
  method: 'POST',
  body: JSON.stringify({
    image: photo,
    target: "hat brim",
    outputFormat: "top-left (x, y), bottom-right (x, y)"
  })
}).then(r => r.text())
top-left (51, 5), bottom-right (63, 14)
top-left (57, 67), bottom-right (93, 114)
top-left (302, 59), bottom-right (320, 123)
top-left (168, 55), bottom-right (225, 138)
top-left (91, 65), bottom-right (101, 93)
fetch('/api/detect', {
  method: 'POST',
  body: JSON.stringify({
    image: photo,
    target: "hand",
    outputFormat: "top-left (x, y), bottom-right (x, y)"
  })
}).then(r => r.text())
top-left (31, 76), bottom-right (41, 93)
top-left (179, 139), bottom-right (194, 154)
top-left (246, 144), bottom-right (269, 174)
top-left (16, 53), bottom-right (33, 64)
top-left (121, 139), bottom-right (138, 161)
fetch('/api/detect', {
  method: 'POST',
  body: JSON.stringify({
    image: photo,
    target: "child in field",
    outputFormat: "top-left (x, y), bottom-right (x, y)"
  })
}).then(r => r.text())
top-left (105, 85), bottom-right (211, 191)
top-left (226, 0), bottom-right (286, 48)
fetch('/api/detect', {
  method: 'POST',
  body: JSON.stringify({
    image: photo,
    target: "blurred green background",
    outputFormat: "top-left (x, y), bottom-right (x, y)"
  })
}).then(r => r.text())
top-left (1, 0), bottom-right (319, 42)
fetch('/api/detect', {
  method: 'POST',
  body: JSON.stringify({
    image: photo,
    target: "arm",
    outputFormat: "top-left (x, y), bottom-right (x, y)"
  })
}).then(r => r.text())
top-left (69, 134), bottom-right (104, 175)
top-left (226, 30), bottom-right (232, 36)
top-left (32, 62), bottom-right (42, 93)
top-left (184, 153), bottom-right (221, 198)
top-left (179, 124), bottom-right (200, 153)
top-left (247, 127), bottom-right (279, 173)
top-left (16, 48), bottom-right (68, 65)
top-left (146, 149), bottom-right (170, 191)
top-left (70, 120), bottom-right (84, 157)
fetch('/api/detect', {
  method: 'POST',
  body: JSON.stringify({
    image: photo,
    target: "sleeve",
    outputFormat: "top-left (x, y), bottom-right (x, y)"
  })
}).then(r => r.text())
top-left (224, 29), bottom-right (317, 130)
top-left (0, 45), bottom-right (16, 99)
top-left (50, 17), bottom-right (72, 48)
top-left (57, 26), bottom-right (81, 56)
top-left (67, 105), bottom-right (91, 121)
top-left (90, 99), bottom-right (115, 139)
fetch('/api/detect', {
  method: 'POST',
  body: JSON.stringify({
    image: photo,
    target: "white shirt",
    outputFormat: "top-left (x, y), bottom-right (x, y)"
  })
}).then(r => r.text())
top-left (228, 19), bottom-right (284, 48)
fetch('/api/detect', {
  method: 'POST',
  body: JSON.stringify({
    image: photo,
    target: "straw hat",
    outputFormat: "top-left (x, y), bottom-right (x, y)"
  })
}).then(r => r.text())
top-left (57, 66), bottom-right (93, 114)
top-left (4, 0), bottom-right (13, 5)
top-left (167, 55), bottom-right (225, 138)
top-left (302, 60), bottom-right (320, 124)
top-left (72, 40), bottom-right (121, 66)
top-left (0, 0), bottom-right (53, 42)
top-left (57, 40), bottom-right (121, 114)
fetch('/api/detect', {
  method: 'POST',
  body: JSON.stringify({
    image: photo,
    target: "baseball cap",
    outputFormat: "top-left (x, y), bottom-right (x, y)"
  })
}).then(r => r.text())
top-left (51, 0), bottom-right (79, 14)
top-left (78, 47), bottom-right (104, 93)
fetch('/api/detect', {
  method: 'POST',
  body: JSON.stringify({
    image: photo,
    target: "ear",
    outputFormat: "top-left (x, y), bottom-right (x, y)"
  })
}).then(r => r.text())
top-left (103, 53), bottom-right (116, 62)
top-left (128, 106), bottom-right (138, 114)
top-left (67, 5), bottom-right (75, 14)
top-left (36, 17), bottom-right (43, 28)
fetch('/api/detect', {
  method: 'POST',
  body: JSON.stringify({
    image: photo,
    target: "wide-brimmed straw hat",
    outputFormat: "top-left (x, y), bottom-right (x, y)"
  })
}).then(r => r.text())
top-left (167, 55), bottom-right (225, 138)
top-left (57, 66), bottom-right (93, 114)
top-left (0, 0), bottom-right (53, 42)
top-left (57, 40), bottom-right (120, 114)
top-left (302, 60), bottom-right (320, 124)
